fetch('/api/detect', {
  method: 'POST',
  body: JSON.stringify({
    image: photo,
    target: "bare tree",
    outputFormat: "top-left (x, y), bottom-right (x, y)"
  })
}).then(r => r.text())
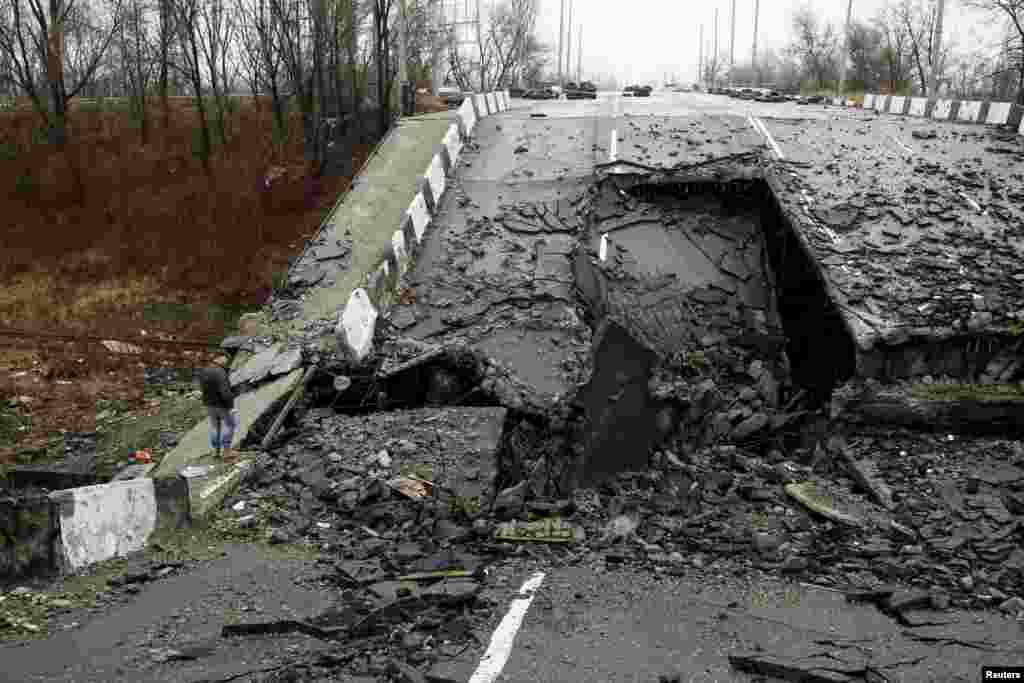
top-left (874, 4), bottom-right (913, 92)
top-left (894, 0), bottom-right (951, 95)
top-left (788, 4), bottom-right (838, 89)
top-left (371, 0), bottom-right (391, 136)
top-left (962, 0), bottom-right (1024, 102)
top-left (172, 0), bottom-right (214, 172)
top-left (446, 0), bottom-right (538, 91)
top-left (846, 20), bottom-right (884, 90)
top-left (196, 0), bottom-right (235, 144)
top-left (0, 0), bottom-right (123, 146)
top-left (236, 0), bottom-right (288, 142)
top-left (118, 0), bottom-right (155, 143)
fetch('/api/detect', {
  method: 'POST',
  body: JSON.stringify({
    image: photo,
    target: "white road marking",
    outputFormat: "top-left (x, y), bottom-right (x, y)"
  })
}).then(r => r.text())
top-left (609, 129), bottom-right (618, 161)
top-left (467, 571), bottom-right (546, 683)
top-left (890, 134), bottom-right (913, 155)
top-left (599, 233), bottom-right (609, 261)
top-left (754, 116), bottom-right (785, 160)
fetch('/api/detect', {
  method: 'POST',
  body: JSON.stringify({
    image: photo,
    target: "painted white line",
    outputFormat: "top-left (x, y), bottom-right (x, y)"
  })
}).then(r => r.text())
top-left (609, 130), bottom-right (618, 161)
top-left (755, 117), bottom-right (785, 160)
top-left (890, 134), bottom-right (913, 155)
top-left (599, 233), bottom-right (609, 261)
top-left (467, 571), bottom-right (546, 683)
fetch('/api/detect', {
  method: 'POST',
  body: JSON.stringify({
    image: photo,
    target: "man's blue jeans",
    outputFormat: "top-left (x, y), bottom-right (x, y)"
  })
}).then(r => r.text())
top-left (207, 406), bottom-right (239, 451)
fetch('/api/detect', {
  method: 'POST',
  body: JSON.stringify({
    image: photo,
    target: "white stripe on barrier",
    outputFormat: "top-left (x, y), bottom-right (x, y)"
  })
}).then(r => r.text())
top-left (425, 154), bottom-right (446, 208)
top-left (443, 124), bottom-right (462, 167)
top-left (487, 92), bottom-right (498, 113)
top-left (51, 479), bottom-right (158, 570)
top-left (957, 100), bottom-right (982, 122)
top-left (863, 94), bottom-right (876, 109)
top-left (932, 99), bottom-right (953, 120)
top-left (1019, 114), bottom-right (1024, 135)
top-left (986, 102), bottom-right (1012, 125)
top-left (888, 96), bottom-right (906, 114)
top-left (337, 288), bottom-right (377, 361)
top-left (392, 229), bottom-right (408, 268)
top-left (907, 98), bottom-right (927, 117)
top-left (459, 99), bottom-right (477, 137)
top-left (407, 192), bottom-right (431, 243)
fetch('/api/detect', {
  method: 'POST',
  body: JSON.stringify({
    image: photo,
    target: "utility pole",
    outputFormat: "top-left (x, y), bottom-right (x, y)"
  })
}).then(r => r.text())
top-left (567, 0), bottom-right (573, 85)
top-left (752, 0), bottom-right (759, 87)
top-left (714, 7), bottom-right (718, 89)
top-left (577, 26), bottom-right (582, 82)
top-left (928, 0), bottom-right (946, 96)
top-left (475, 0), bottom-right (483, 90)
top-left (699, 24), bottom-right (703, 87)
top-left (558, 0), bottom-right (564, 87)
top-left (837, 0), bottom-right (853, 97)
top-left (728, 0), bottom-right (735, 87)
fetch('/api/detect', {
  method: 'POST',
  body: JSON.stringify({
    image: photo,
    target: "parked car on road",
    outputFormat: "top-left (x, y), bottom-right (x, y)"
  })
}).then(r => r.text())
top-left (796, 94), bottom-right (826, 105)
top-left (635, 85), bottom-right (653, 97)
top-left (437, 86), bottom-right (466, 107)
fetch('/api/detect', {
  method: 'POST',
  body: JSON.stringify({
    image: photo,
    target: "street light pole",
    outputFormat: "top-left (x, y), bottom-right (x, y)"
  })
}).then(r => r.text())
top-left (837, 0), bottom-right (853, 97)
top-left (752, 0), bottom-right (759, 87)
top-left (699, 23), bottom-right (703, 88)
top-left (713, 7), bottom-right (718, 89)
top-left (577, 26), bottom-right (582, 82)
top-left (729, 0), bottom-right (735, 87)
top-left (558, 0), bottom-right (564, 88)
top-left (567, 0), bottom-right (573, 86)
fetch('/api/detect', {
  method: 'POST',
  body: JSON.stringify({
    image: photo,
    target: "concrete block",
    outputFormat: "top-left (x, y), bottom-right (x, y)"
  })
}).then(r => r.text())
top-left (457, 100), bottom-right (475, 138)
top-left (932, 98), bottom-right (953, 120)
top-left (888, 95), bottom-right (906, 114)
top-left (152, 475), bottom-right (191, 531)
top-left (486, 92), bottom-right (497, 113)
top-left (407, 191), bottom-right (431, 243)
top-left (986, 101), bottom-right (1012, 125)
top-left (425, 153), bottom-right (446, 208)
top-left (504, 90), bottom-right (510, 108)
top-left (908, 97), bottom-right (927, 117)
top-left (957, 100), bottom-right (982, 122)
top-left (863, 94), bottom-right (875, 109)
top-left (1020, 111), bottom-right (1024, 135)
top-left (338, 288), bottom-right (378, 362)
top-left (50, 479), bottom-right (158, 571)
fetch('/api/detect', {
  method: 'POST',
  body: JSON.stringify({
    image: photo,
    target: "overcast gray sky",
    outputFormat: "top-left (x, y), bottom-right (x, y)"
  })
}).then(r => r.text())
top-left (532, 0), bottom-right (1004, 85)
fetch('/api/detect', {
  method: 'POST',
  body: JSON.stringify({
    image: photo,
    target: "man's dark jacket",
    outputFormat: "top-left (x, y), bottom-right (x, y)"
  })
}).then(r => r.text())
top-left (196, 365), bottom-right (235, 409)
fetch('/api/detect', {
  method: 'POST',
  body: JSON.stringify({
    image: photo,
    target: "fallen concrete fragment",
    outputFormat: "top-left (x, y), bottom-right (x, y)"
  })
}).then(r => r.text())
top-left (729, 652), bottom-right (861, 682)
top-left (785, 482), bottom-right (864, 527)
top-left (494, 518), bottom-right (577, 543)
top-left (260, 365), bottom-right (317, 449)
top-left (837, 449), bottom-right (894, 510)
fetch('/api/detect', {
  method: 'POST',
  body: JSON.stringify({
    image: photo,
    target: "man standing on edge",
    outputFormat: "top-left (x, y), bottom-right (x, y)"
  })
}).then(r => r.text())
top-left (196, 356), bottom-right (239, 463)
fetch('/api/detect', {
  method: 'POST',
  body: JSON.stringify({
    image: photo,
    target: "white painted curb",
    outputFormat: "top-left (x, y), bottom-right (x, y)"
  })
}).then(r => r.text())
top-left (337, 287), bottom-right (378, 361)
top-left (908, 97), bottom-right (927, 117)
top-left (932, 99), bottom-right (953, 120)
top-left (987, 101), bottom-right (1012, 125)
top-left (957, 100), bottom-right (982, 122)
top-left (337, 91), bottom-right (505, 360)
top-left (50, 479), bottom-right (157, 571)
top-left (888, 95), bottom-right (906, 115)
top-left (1019, 114), bottom-right (1024, 135)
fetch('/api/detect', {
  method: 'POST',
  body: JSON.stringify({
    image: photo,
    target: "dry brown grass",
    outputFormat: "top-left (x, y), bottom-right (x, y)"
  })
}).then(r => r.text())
top-left (0, 96), bottom-right (373, 341)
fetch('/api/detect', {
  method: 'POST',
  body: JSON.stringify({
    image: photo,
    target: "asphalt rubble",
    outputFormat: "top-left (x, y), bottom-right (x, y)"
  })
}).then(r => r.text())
top-left (6, 115), bottom-right (1024, 682)
top-left (156, 164), bottom-right (1024, 682)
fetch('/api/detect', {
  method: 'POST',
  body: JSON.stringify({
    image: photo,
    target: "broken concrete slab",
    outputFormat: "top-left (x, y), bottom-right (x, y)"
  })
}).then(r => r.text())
top-left (229, 343), bottom-right (284, 387)
top-left (154, 368), bottom-right (304, 478)
top-left (785, 482), bottom-right (864, 527)
top-left (837, 449), bottom-right (894, 510)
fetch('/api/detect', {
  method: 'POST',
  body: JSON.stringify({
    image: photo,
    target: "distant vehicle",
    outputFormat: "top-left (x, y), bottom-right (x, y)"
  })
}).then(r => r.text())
top-left (796, 94), bottom-right (826, 105)
top-left (635, 85), bottom-right (653, 97)
top-left (757, 90), bottom-right (786, 103)
top-left (565, 81), bottom-right (597, 99)
top-left (508, 87), bottom-right (525, 98)
top-left (437, 86), bottom-right (466, 107)
top-left (622, 88), bottom-right (635, 97)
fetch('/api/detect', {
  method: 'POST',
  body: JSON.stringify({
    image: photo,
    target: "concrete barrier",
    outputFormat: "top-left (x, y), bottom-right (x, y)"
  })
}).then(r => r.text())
top-left (442, 124), bottom-right (462, 168)
top-left (876, 95), bottom-right (890, 112)
top-left (486, 92), bottom-right (497, 113)
top-left (863, 94), bottom-right (876, 109)
top-left (957, 100), bottom-right (982, 122)
top-left (1019, 114), bottom-right (1024, 135)
top-left (888, 96), bottom-right (907, 115)
top-left (908, 97), bottom-right (928, 117)
top-left (407, 191), bottom-right (431, 243)
top-left (472, 93), bottom-right (488, 118)
top-left (503, 90), bottom-right (510, 108)
top-left (425, 153), bottom-right (446, 209)
top-left (458, 99), bottom-right (476, 138)
top-left (932, 99), bottom-right (953, 120)
top-left (50, 479), bottom-right (158, 571)
top-left (338, 288), bottom-right (378, 361)
top-left (986, 101), bottom-right (1012, 125)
